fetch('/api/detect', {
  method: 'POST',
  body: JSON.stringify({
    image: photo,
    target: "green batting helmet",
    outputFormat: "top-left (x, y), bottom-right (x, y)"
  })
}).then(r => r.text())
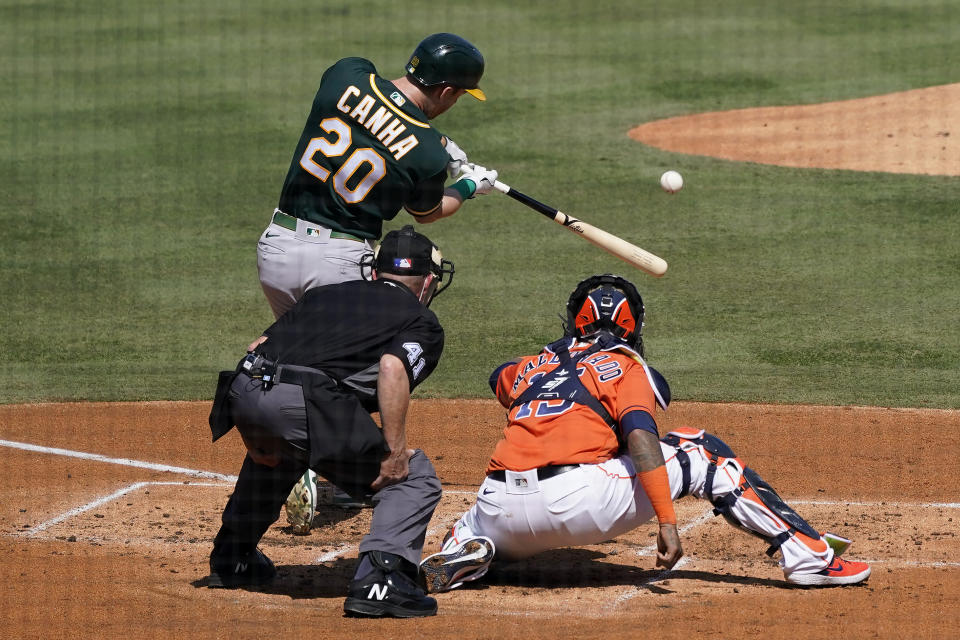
top-left (405, 33), bottom-right (486, 101)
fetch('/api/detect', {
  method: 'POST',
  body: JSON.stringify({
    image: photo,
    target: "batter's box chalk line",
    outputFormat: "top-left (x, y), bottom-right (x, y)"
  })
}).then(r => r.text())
top-left (5, 439), bottom-right (956, 574)
top-left (18, 480), bottom-right (232, 538)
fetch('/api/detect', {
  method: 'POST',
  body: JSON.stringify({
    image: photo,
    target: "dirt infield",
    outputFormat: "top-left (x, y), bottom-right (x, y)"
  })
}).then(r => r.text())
top-left (1, 400), bottom-right (958, 639)
top-left (630, 83), bottom-right (960, 176)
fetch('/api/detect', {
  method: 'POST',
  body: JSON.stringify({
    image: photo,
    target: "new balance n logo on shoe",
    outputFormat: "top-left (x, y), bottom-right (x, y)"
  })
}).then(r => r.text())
top-left (367, 583), bottom-right (389, 601)
top-left (235, 561), bottom-right (248, 574)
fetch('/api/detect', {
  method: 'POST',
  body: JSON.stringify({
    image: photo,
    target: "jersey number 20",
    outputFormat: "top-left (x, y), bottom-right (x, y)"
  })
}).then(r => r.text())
top-left (300, 117), bottom-right (386, 203)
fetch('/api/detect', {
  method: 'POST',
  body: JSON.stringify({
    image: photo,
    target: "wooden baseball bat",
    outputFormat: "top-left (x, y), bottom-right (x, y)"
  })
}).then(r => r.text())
top-left (492, 180), bottom-right (668, 277)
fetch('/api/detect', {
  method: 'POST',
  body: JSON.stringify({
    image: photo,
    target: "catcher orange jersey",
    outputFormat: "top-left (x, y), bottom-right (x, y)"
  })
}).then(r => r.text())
top-left (487, 338), bottom-right (667, 473)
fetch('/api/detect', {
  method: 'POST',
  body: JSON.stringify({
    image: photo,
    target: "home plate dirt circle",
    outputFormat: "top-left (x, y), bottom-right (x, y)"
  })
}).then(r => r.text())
top-left (1, 400), bottom-right (958, 638)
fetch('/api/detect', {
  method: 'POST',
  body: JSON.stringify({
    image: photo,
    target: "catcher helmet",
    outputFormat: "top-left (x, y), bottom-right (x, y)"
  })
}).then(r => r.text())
top-left (564, 274), bottom-right (645, 355)
top-left (405, 33), bottom-right (486, 101)
top-left (362, 225), bottom-right (455, 300)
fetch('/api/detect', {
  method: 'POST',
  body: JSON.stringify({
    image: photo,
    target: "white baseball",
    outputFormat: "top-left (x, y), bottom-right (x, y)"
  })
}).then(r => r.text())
top-left (660, 170), bottom-right (684, 194)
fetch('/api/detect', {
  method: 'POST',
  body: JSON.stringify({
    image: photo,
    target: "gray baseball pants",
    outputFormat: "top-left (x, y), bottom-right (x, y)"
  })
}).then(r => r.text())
top-left (256, 209), bottom-right (373, 318)
top-left (212, 372), bottom-right (442, 568)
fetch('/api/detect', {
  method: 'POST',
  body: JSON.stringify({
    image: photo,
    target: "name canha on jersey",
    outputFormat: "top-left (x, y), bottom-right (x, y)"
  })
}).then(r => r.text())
top-left (278, 57), bottom-right (448, 238)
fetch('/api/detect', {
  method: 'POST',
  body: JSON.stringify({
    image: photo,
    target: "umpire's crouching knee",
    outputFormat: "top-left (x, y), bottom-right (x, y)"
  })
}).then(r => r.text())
top-left (408, 449), bottom-right (443, 508)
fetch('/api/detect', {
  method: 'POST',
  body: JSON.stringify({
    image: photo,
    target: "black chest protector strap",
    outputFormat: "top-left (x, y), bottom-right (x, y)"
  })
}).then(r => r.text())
top-left (509, 339), bottom-right (618, 434)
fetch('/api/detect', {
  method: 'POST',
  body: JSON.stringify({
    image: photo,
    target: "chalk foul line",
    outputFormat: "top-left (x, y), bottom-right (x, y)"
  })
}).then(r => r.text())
top-left (0, 438), bottom-right (237, 482)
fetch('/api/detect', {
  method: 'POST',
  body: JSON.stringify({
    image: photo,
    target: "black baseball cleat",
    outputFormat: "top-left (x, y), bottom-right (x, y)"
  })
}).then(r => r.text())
top-left (208, 548), bottom-right (277, 588)
top-left (343, 551), bottom-right (438, 618)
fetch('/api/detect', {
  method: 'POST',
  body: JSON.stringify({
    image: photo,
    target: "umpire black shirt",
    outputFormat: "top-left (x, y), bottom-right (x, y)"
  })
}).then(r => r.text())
top-left (258, 279), bottom-right (443, 409)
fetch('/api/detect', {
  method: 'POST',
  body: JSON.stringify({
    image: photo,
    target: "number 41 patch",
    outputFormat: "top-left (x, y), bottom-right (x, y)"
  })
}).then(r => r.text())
top-left (403, 342), bottom-right (426, 379)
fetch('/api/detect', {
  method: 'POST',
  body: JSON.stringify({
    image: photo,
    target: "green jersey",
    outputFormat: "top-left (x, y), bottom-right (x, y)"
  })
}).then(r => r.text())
top-left (277, 57), bottom-right (449, 239)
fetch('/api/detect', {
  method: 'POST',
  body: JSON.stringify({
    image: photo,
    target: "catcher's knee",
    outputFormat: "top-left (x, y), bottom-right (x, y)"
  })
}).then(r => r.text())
top-left (660, 427), bottom-right (740, 499)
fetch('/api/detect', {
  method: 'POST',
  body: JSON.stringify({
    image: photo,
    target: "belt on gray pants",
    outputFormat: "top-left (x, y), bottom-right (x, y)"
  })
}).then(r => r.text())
top-left (271, 210), bottom-right (365, 242)
top-left (240, 354), bottom-right (326, 387)
top-left (486, 464), bottom-right (581, 482)
top-left (240, 367), bottom-right (306, 386)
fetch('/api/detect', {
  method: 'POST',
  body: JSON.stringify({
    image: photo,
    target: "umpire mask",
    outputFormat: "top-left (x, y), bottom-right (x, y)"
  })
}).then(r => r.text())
top-left (361, 226), bottom-right (455, 305)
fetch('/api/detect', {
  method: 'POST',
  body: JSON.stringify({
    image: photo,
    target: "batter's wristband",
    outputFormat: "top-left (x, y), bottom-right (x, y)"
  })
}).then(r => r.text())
top-left (637, 466), bottom-right (677, 525)
top-left (450, 178), bottom-right (477, 200)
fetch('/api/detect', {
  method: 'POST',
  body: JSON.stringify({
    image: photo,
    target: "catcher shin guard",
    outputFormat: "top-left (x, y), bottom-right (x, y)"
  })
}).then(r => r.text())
top-left (663, 427), bottom-right (832, 573)
top-left (740, 467), bottom-right (820, 555)
top-left (711, 466), bottom-right (824, 558)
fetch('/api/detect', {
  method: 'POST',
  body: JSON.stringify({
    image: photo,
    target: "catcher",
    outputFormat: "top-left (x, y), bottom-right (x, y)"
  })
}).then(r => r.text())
top-left (419, 274), bottom-right (871, 592)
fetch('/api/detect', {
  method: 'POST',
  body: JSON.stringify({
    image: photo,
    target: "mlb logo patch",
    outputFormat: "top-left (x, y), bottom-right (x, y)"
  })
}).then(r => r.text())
top-left (390, 91), bottom-right (406, 107)
top-left (513, 478), bottom-right (528, 488)
top-left (393, 258), bottom-right (412, 269)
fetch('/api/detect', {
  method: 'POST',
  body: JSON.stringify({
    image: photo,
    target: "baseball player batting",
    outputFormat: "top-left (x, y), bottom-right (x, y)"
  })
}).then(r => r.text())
top-left (419, 274), bottom-right (871, 591)
top-left (259, 32), bottom-right (496, 319)
top-left (258, 32), bottom-right (498, 532)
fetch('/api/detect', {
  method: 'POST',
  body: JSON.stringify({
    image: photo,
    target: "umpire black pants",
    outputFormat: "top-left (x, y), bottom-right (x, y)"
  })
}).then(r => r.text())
top-left (211, 373), bottom-right (442, 568)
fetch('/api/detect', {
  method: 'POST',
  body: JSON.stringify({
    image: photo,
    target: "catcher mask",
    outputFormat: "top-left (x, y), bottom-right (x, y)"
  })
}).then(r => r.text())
top-left (564, 274), bottom-right (645, 355)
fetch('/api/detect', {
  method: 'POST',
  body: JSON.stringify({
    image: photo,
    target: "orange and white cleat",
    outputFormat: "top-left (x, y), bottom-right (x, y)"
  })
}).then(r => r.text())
top-left (787, 557), bottom-right (871, 587)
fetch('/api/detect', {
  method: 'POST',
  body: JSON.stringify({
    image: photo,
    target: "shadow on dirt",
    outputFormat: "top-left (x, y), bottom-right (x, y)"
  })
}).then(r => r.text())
top-left (478, 548), bottom-right (788, 592)
top-left (192, 557), bottom-right (358, 599)
top-left (191, 547), bottom-right (792, 599)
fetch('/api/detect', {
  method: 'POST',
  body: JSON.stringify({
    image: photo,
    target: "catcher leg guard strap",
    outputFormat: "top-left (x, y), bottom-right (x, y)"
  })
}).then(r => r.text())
top-left (672, 447), bottom-right (692, 499)
top-left (740, 466), bottom-right (821, 555)
top-left (661, 427), bottom-right (737, 503)
top-left (710, 466), bottom-right (831, 571)
top-left (662, 428), bottom-right (831, 571)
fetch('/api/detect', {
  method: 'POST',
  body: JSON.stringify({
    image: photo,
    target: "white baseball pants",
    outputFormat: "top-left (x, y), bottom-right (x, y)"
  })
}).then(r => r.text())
top-left (447, 438), bottom-right (833, 577)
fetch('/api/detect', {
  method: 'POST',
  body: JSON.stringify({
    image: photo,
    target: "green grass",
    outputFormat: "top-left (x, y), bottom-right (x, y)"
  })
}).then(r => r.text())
top-left (2, 0), bottom-right (958, 407)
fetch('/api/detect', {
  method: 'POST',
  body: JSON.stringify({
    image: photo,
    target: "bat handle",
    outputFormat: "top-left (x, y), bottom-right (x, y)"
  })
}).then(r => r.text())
top-left (492, 180), bottom-right (511, 194)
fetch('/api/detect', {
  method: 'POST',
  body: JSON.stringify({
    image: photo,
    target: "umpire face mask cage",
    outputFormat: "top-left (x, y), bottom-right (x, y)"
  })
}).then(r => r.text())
top-left (361, 225), bottom-right (455, 303)
top-left (563, 274), bottom-right (645, 355)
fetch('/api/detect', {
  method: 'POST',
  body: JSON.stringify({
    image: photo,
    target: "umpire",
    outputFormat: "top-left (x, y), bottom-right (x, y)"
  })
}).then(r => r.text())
top-left (207, 225), bottom-right (454, 618)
